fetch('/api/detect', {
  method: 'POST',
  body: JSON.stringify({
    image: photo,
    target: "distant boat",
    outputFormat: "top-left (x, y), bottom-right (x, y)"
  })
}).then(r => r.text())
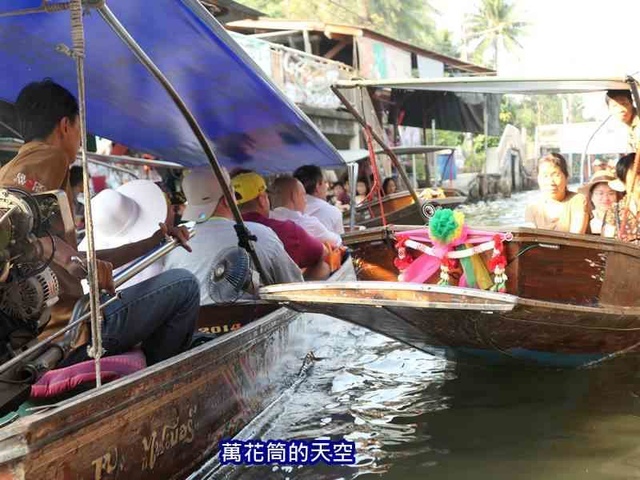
top-left (339, 146), bottom-right (467, 228)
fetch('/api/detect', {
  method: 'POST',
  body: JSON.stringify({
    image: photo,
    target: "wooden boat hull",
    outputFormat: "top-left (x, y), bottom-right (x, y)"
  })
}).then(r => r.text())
top-left (260, 282), bottom-right (640, 367)
top-left (261, 227), bottom-right (640, 368)
top-left (0, 260), bottom-right (355, 478)
top-left (347, 190), bottom-right (466, 228)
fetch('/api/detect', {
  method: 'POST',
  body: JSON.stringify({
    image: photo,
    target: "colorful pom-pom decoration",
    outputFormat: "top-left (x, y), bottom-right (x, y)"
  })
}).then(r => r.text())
top-left (429, 209), bottom-right (466, 245)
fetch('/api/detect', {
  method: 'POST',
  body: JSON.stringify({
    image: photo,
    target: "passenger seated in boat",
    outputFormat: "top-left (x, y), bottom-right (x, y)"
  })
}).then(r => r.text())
top-left (0, 80), bottom-right (200, 366)
top-left (270, 175), bottom-right (342, 247)
top-left (382, 177), bottom-right (397, 196)
top-left (578, 170), bottom-right (620, 234)
top-left (232, 171), bottom-right (330, 280)
top-left (355, 180), bottom-right (370, 205)
top-left (163, 167), bottom-right (302, 303)
top-left (524, 153), bottom-right (588, 234)
top-left (294, 165), bottom-right (345, 235)
top-left (601, 153), bottom-right (640, 242)
top-left (78, 180), bottom-right (170, 289)
top-left (330, 181), bottom-right (350, 212)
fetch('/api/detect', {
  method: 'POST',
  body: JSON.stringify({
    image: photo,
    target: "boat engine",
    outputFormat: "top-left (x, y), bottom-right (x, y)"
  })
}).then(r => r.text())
top-left (0, 188), bottom-right (64, 362)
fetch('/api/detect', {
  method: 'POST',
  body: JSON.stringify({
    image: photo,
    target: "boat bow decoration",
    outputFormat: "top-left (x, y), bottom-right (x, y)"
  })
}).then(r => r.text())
top-left (394, 209), bottom-right (512, 291)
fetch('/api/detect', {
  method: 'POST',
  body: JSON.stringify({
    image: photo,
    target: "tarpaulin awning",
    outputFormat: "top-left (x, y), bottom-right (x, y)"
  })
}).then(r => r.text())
top-left (336, 76), bottom-right (632, 94)
top-left (0, 0), bottom-right (345, 173)
top-left (337, 76), bottom-right (635, 137)
top-left (390, 90), bottom-right (501, 136)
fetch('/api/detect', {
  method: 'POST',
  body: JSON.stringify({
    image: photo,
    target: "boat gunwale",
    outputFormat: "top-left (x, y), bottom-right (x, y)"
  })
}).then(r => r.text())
top-left (343, 225), bottom-right (640, 258)
top-left (0, 305), bottom-right (297, 463)
top-left (261, 280), bottom-right (640, 317)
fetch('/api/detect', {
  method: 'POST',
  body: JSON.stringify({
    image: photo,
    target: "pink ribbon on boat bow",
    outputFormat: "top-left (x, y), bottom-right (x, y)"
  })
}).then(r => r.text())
top-left (397, 228), bottom-right (512, 284)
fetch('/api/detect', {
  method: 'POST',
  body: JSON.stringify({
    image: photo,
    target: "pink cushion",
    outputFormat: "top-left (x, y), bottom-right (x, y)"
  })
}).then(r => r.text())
top-left (30, 350), bottom-right (146, 399)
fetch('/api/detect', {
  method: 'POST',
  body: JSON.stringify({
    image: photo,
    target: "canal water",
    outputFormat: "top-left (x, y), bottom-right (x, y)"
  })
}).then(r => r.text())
top-left (195, 190), bottom-right (640, 480)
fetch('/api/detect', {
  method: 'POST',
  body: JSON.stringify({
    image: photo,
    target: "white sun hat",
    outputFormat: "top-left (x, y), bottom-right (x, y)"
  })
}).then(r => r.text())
top-left (181, 166), bottom-right (230, 223)
top-left (78, 180), bottom-right (167, 251)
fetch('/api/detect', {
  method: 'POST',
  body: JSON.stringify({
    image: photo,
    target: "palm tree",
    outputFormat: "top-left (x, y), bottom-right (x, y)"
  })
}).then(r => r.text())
top-left (464, 0), bottom-right (527, 72)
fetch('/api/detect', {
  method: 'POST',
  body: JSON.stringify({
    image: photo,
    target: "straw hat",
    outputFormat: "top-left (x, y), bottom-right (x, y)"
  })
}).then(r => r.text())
top-left (78, 180), bottom-right (168, 251)
top-left (578, 169), bottom-right (619, 197)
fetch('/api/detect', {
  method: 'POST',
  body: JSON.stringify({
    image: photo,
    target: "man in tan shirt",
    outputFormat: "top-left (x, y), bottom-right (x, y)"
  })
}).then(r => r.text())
top-left (606, 90), bottom-right (640, 152)
top-left (0, 79), bottom-right (200, 366)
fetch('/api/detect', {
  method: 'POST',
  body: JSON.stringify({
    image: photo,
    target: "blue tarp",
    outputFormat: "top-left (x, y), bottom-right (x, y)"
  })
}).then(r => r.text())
top-left (0, 0), bottom-right (344, 173)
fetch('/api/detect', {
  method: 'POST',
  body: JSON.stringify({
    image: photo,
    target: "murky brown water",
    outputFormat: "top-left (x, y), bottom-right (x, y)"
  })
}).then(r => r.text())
top-left (192, 190), bottom-right (640, 480)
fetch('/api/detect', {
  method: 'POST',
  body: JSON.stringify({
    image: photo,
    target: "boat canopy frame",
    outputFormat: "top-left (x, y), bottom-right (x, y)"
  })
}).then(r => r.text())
top-left (337, 75), bottom-right (640, 183)
top-left (0, 0), bottom-right (320, 391)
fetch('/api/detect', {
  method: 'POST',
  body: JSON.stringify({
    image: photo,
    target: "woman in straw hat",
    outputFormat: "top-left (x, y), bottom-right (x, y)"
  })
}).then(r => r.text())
top-left (578, 169), bottom-right (620, 234)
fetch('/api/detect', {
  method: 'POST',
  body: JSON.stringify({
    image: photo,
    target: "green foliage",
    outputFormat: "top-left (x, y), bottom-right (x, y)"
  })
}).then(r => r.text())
top-left (240, 0), bottom-right (448, 52)
top-left (431, 29), bottom-right (460, 58)
top-left (499, 95), bottom-right (591, 132)
top-left (464, 0), bottom-right (528, 71)
top-left (430, 130), bottom-right (464, 147)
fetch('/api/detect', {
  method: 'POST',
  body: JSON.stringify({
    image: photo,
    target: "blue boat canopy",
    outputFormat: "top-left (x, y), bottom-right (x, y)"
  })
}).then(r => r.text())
top-left (0, 0), bottom-right (345, 173)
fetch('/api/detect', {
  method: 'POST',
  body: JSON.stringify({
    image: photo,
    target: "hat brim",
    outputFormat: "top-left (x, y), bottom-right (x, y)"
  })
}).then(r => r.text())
top-left (609, 179), bottom-right (626, 192)
top-left (182, 199), bottom-right (218, 223)
top-left (78, 180), bottom-right (167, 251)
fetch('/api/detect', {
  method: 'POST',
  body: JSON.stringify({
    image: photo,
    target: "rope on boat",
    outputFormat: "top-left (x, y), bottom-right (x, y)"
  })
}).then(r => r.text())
top-left (0, 0), bottom-right (103, 18)
top-left (67, 0), bottom-right (105, 387)
top-left (579, 339), bottom-right (640, 369)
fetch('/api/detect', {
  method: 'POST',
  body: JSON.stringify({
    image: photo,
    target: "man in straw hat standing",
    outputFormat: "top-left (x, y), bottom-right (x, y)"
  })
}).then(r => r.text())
top-left (0, 79), bottom-right (200, 366)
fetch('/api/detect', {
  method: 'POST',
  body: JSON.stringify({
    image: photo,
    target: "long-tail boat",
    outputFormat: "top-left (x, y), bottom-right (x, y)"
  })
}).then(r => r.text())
top-left (261, 75), bottom-right (640, 369)
top-left (339, 146), bottom-right (467, 228)
top-left (0, 1), bottom-right (352, 478)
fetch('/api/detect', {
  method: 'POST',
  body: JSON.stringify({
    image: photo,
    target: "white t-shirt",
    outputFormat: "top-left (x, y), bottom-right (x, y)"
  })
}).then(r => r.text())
top-left (163, 218), bottom-right (303, 305)
top-left (270, 207), bottom-right (342, 246)
top-left (305, 195), bottom-right (345, 235)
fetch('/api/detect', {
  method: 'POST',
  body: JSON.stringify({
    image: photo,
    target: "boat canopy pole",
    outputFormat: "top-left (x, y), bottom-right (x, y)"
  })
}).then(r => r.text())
top-left (624, 77), bottom-right (640, 201)
top-left (579, 115), bottom-right (611, 184)
top-left (98, 5), bottom-right (269, 285)
top-left (331, 86), bottom-right (424, 221)
top-left (347, 161), bottom-right (358, 229)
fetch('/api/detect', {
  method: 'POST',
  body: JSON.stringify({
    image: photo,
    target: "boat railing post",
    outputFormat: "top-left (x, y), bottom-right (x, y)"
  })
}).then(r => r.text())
top-left (347, 161), bottom-right (358, 229)
top-left (98, 5), bottom-right (269, 285)
top-left (331, 85), bottom-right (425, 221)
